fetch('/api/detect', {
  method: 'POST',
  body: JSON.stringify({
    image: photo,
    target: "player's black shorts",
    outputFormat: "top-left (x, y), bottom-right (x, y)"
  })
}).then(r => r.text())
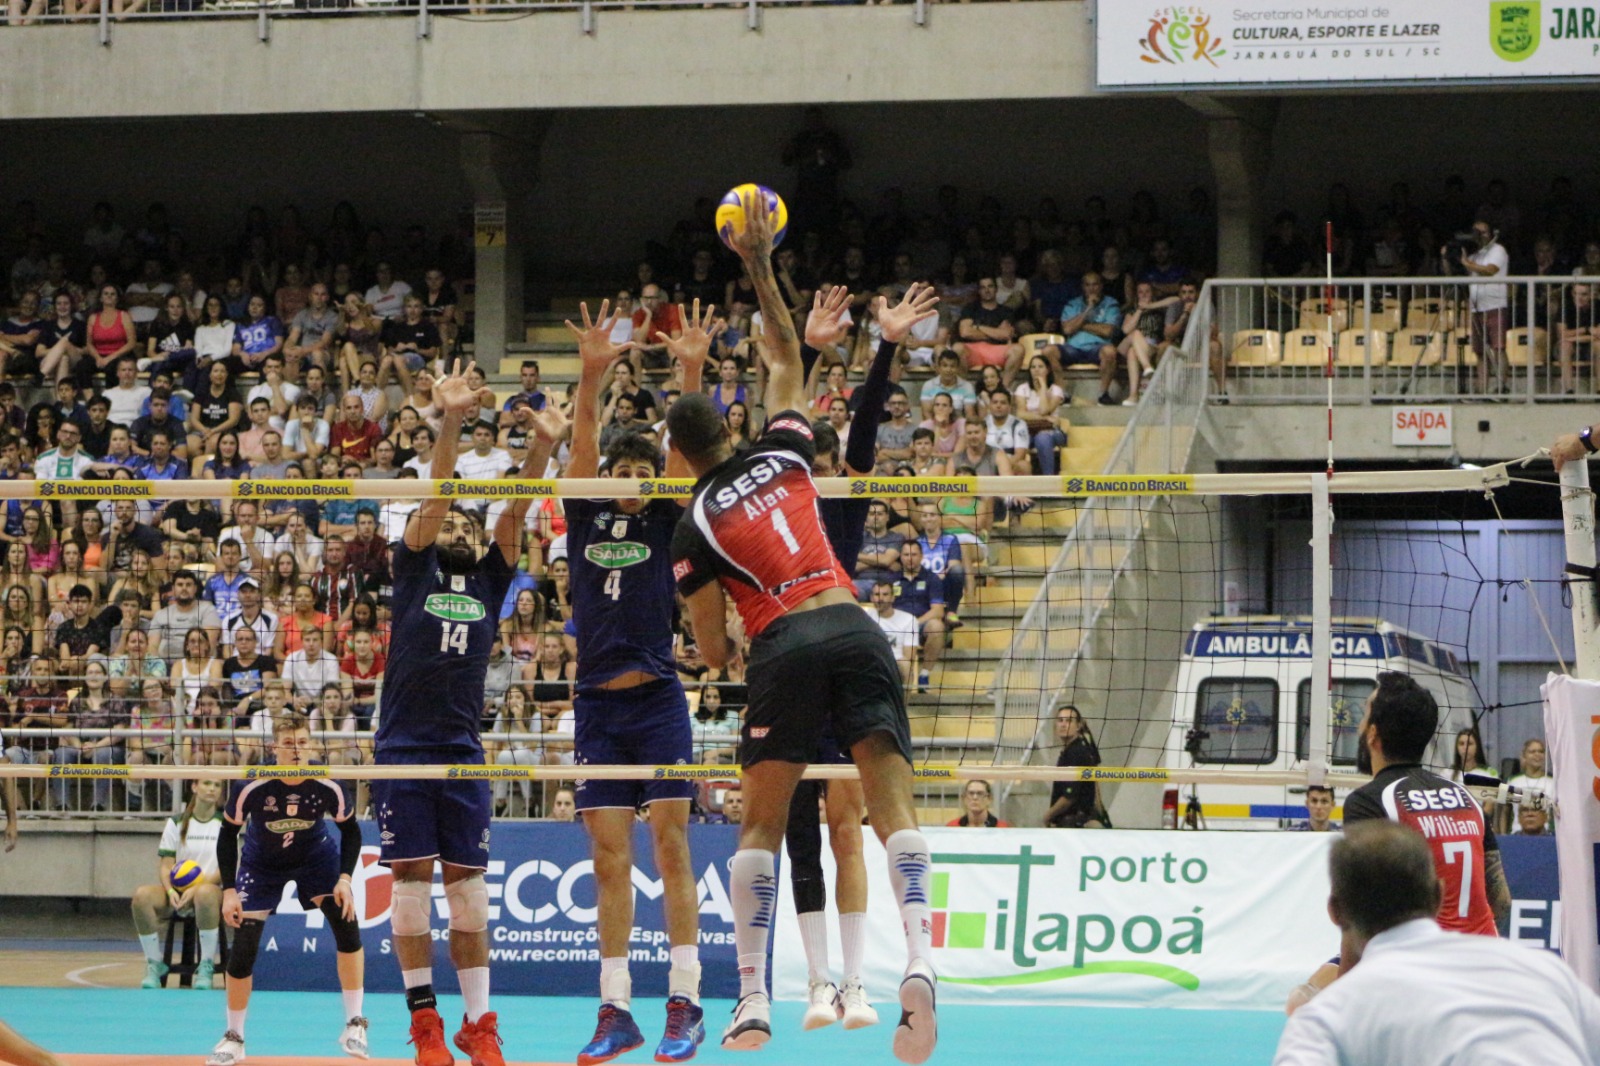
top-left (743, 603), bottom-right (912, 768)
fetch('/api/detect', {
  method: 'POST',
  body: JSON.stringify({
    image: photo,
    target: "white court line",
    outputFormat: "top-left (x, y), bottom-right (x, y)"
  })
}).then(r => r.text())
top-left (65, 962), bottom-right (132, 988)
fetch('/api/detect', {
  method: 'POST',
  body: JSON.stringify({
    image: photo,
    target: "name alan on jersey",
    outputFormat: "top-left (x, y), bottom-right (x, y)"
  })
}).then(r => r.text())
top-left (710, 456), bottom-right (790, 520)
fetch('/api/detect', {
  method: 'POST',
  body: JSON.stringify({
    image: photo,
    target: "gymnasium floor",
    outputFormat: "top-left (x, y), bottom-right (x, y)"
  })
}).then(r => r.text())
top-left (0, 940), bottom-right (1288, 1064)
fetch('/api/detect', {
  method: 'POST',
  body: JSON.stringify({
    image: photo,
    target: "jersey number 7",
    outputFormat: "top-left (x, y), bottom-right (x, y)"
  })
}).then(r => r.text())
top-left (440, 621), bottom-right (470, 654)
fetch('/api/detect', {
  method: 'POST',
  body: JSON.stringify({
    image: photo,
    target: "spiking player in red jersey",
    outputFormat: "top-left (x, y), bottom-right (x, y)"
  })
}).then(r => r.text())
top-left (666, 191), bottom-right (937, 1065)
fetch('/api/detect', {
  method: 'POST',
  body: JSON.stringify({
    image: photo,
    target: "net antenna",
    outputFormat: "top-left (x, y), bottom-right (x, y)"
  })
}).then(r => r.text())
top-left (1558, 459), bottom-right (1600, 678)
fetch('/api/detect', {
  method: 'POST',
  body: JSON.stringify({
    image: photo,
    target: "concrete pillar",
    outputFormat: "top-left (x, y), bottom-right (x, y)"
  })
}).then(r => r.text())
top-left (1184, 96), bottom-right (1277, 279)
top-left (459, 123), bottom-right (544, 375)
top-left (1206, 114), bottom-right (1274, 278)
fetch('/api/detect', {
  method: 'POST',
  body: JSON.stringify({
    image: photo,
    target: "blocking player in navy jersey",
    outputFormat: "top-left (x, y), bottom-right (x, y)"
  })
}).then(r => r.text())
top-left (1286, 671), bottom-right (1512, 1015)
top-left (785, 282), bottom-right (940, 1033)
top-left (371, 360), bottom-right (562, 1066)
top-left (561, 299), bottom-right (723, 1065)
top-left (667, 192), bottom-right (937, 1064)
top-left (209, 715), bottom-right (366, 1066)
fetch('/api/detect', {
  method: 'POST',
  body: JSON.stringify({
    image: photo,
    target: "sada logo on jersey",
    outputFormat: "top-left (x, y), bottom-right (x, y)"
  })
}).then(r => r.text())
top-left (584, 542), bottom-right (650, 569)
top-left (424, 593), bottom-right (486, 622)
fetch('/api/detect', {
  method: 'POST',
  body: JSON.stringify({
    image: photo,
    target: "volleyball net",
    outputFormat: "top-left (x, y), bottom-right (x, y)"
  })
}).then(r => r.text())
top-left (0, 462), bottom-right (1567, 827)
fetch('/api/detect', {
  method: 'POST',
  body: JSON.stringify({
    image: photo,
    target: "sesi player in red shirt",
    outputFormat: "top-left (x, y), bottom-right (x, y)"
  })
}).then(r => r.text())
top-left (1287, 671), bottom-right (1512, 1014)
top-left (667, 191), bottom-right (937, 1066)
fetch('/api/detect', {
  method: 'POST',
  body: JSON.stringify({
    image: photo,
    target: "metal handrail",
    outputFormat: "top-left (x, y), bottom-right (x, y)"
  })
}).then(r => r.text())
top-left (992, 293), bottom-right (1211, 809)
top-left (3, 0), bottom-right (977, 40)
top-left (1207, 274), bottom-right (1590, 404)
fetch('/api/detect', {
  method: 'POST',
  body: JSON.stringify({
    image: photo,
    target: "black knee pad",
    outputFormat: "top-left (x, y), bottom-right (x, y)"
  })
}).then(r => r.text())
top-left (785, 782), bottom-right (827, 913)
top-left (319, 897), bottom-right (364, 954)
top-left (225, 918), bottom-right (265, 980)
top-left (793, 875), bottom-right (826, 915)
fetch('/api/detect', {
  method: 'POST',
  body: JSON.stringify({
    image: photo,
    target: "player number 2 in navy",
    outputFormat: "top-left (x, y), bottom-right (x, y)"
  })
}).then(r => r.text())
top-left (771, 510), bottom-right (801, 554)
top-left (440, 621), bottom-right (470, 654)
top-left (604, 570), bottom-right (622, 601)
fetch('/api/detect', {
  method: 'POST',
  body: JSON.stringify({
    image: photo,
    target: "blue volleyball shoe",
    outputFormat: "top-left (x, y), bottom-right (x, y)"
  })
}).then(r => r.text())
top-left (654, 995), bottom-right (705, 1062)
top-left (578, 1004), bottom-right (646, 1066)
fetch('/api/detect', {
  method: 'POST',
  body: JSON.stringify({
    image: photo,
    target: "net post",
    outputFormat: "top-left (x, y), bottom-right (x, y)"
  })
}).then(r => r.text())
top-left (1306, 472), bottom-right (1332, 786)
top-left (1560, 459), bottom-right (1600, 679)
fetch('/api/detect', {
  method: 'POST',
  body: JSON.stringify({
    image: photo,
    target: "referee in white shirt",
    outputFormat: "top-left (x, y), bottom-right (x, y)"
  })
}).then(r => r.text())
top-left (1274, 821), bottom-right (1600, 1065)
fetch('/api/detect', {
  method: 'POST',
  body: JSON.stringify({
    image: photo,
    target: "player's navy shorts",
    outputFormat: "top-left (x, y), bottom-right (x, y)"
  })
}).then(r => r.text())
top-left (573, 677), bottom-right (695, 811)
top-left (237, 836), bottom-right (340, 913)
top-left (371, 748), bottom-right (492, 869)
top-left (745, 603), bottom-right (913, 768)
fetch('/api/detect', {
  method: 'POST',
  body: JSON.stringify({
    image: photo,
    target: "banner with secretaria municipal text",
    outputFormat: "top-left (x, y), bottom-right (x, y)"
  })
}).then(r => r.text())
top-left (775, 828), bottom-right (1339, 1010)
top-left (1096, 1), bottom-right (1600, 89)
top-left (1542, 673), bottom-right (1600, 991)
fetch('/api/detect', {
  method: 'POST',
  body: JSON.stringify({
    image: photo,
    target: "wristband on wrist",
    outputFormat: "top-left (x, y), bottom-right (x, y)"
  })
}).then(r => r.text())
top-left (1581, 427), bottom-right (1597, 454)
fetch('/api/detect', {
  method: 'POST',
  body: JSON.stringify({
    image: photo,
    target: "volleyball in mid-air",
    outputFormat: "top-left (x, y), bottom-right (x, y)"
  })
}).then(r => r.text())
top-left (170, 860), bottom-right (203, 890)
top-left (716, 184), bottom-right (788, 251)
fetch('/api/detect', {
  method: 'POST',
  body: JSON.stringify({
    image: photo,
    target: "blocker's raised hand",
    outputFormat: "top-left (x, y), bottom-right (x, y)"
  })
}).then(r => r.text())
top-left (876, 282), bottom-right (941, 345)
top-left (434, 359), bottom-right (482, 416)
top-left (530, 404), bottom-right (571, 446)
top-left (657, 299), bottom-right (724, 372)
top-left (804, 286), bottom-right (853, 350)
top-left (565, 300), bottom-right (637, 378)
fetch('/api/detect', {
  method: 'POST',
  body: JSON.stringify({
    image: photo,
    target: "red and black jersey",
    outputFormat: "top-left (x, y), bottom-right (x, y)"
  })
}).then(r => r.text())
top-left (1344, 763), bottom-right (1500, 937)
top-left (672, 411), bottom-right (852, 638)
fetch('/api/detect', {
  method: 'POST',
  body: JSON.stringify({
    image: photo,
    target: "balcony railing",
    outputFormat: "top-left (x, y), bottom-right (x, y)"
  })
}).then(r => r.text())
top-left (1209, 276), bottom-right (1599, 405)
top-left (3, 0), bottom-right (965, 43)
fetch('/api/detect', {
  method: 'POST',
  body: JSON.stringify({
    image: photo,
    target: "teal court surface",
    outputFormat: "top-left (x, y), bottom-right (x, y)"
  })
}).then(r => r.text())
top-left (2, 987), bottom-right (1288, 1065)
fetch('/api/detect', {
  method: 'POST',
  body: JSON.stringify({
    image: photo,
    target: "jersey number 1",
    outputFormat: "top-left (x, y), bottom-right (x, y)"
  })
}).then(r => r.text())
top-left (771, 510), bottom-right (801, 555)
top-left (440, 622), bottom-right (470, 655)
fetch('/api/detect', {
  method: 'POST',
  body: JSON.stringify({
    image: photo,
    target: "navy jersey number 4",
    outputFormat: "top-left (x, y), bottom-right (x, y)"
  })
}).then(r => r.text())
top-left (564, 498), bottom-right (681, 691)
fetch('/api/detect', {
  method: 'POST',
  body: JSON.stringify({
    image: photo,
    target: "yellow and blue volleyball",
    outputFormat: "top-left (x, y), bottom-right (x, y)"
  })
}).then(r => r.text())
top-left (715, 183), bottom-right (788, 251)
top-left (170, 860), bottom-right (202, 890)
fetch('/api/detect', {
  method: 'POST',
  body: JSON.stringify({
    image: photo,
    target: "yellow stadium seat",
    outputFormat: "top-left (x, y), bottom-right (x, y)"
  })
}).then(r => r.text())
top-left (1229, 330), bottom-right (1281, 367)
top-left (1349, 304), bottom-right (1401, 334)
top-left (1017, 333), bottom-right (1065, 362)
top-left (1443, 333), bottom-right (1479, 366)
top-left (1280, 329), bottom-right (1333, 367)
top-left (1391, 330), bottom-right (1451, 367)
top-left (1507, 327), bottom-right (1549, 366)
top-left (1405, 298), bottom-right (1464, 332)
top-left (1298, 297), bottom-right (1348, 333)
top-left (1335, 330), bottom-right (1389, 367)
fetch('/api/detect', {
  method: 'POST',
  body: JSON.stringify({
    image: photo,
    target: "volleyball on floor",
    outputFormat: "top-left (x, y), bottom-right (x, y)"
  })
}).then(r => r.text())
top-left (716, 183), bottom-right (788, 250)
top-left (169, 860), bottom-right (202, 890)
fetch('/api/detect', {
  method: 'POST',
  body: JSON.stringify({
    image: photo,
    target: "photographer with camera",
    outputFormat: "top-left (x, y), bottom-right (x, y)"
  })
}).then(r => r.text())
top-left (1441, 219), bottom-right (1510, 395)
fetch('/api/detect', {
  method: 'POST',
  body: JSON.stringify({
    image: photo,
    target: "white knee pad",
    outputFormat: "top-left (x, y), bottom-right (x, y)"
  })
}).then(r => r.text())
top-left (445, 875), bottom-right (489, 933)
top-left (390, 879), bottom-right (433, 938)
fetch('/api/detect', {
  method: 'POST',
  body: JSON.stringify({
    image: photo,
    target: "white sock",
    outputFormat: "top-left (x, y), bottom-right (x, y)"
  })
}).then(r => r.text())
top-left (226, 1009), bottom-right (247, 1040)
top-left (730, 848), bottom-right (776, 999)
top-left (199, 927), bottom-right (219, 964)
top-left (839, 912), bottom-right (866, 983)
top-left (667, 946), bottom-right (701, 1005)
top-left (401, 967), bottom-right (433, 990)
top-left (600, 957), bottom-right (630, 1010)
top-left (342, 988), bottom-right (364, 1022)
top-left (798, 911), bottom-right (830, 983)
top-left (138, 933), bottom-right (161, 963)
top-left (458, 966), bottom-right (490, 1023)
top-left (885, 829), bottom-right (933, 965)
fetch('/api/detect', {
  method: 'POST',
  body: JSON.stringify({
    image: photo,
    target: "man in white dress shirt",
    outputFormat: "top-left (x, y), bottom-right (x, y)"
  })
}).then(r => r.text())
top-left (1274, 820), bottom-right (1600, 1066)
